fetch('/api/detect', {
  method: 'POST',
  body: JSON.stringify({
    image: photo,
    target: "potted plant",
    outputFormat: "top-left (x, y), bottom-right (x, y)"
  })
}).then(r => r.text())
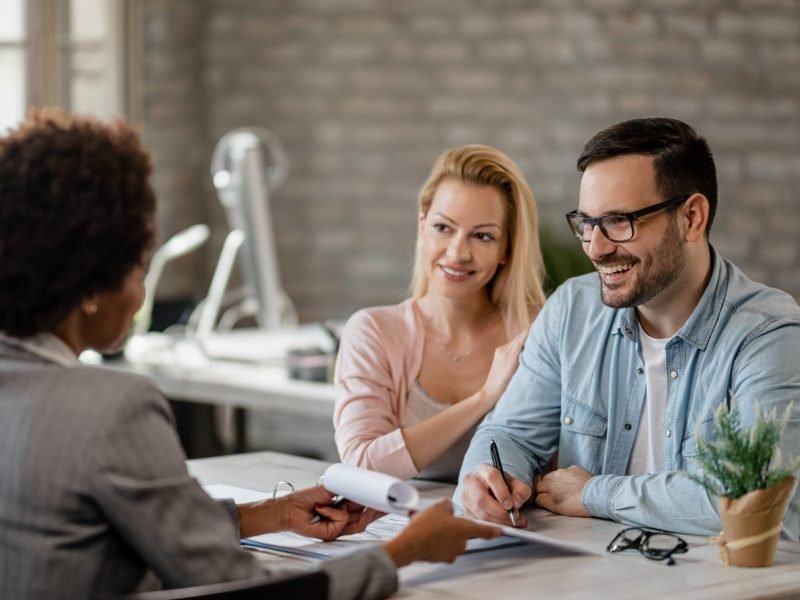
top-left (688, 400), bottom-right (799, 567)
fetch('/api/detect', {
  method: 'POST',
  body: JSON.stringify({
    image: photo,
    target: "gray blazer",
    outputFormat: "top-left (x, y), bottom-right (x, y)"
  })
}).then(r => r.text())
top-left (0, 339), bottom-right (397, 599)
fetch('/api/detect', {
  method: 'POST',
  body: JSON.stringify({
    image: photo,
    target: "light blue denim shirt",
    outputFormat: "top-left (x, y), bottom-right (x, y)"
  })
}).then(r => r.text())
top-left (456, 249), bottom-right (800, 539)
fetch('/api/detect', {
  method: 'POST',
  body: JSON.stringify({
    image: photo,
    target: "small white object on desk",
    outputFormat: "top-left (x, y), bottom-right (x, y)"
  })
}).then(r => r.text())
top-left (203, 483), bottom-right (273, 504)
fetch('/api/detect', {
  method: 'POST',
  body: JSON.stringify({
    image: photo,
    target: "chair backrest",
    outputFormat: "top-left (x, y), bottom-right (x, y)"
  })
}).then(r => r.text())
top-left (124, 571), bottom-right (328, 600)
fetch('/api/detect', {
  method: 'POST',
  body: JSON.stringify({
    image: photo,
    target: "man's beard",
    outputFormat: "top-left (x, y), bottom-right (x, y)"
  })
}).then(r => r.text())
top-left (598, 217), bottom-right (686, 309)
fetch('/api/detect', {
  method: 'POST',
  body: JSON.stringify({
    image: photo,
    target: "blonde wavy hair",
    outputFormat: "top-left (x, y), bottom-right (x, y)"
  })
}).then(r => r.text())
top-left (411, 144), bottom-right (546, 332)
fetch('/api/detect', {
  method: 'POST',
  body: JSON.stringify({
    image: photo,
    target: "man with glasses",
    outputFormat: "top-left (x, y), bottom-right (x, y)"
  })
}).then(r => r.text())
top-left (455, 117), bottom-right (800, 539)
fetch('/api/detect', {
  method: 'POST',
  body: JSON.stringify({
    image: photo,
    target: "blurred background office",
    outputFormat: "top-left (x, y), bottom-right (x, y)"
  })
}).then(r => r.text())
top-left (4, 0), bottom-right (799, 458)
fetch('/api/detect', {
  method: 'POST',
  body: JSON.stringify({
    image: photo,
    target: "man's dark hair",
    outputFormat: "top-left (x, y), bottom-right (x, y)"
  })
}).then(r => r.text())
top-left (0, 108), bottom-right (156, 337)
top-left (577, 117), bottom-right (717, 234)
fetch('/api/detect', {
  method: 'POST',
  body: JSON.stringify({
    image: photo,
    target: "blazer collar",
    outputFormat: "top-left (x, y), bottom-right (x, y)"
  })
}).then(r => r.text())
top-left (0, 332), bottom-right (80, 367)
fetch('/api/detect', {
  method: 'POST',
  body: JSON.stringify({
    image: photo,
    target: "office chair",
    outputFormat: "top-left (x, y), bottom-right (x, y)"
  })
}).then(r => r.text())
top-left (125, 571), bottom-right (328, 600)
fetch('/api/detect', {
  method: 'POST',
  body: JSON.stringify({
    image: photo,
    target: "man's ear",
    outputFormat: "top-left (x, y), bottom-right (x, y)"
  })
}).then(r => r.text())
top-left (683, 193), bottom-right (709, 243)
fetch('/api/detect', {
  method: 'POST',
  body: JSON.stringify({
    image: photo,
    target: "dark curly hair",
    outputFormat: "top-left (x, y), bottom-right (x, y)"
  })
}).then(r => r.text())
top-left (0, 108), bottom-right (156, 337)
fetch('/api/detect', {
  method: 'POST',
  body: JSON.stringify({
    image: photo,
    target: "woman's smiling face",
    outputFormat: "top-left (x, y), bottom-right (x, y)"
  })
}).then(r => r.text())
top-left (419, 178), bottom-right (508, 301)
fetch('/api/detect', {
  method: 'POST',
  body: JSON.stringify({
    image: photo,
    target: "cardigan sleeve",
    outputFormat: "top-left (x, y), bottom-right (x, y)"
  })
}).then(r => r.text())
top-left (333, 306), bottom-right (420, 480)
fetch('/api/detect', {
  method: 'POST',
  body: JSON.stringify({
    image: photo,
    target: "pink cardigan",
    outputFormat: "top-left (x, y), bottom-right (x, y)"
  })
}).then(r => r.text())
top-left (333, 299), bottom-right (425, 480)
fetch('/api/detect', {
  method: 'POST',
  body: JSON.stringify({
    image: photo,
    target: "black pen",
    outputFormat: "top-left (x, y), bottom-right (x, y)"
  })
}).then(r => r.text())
top-left (310, 495), bottom-right (347, 524)
top-left (490, 439), bottom-right (517, 527)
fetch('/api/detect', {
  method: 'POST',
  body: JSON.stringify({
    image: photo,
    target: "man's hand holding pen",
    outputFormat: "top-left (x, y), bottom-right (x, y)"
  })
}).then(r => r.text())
top-left (460, 464), bottom-right (532, 527)
top-left (490, 440), bottom-right (519, 526)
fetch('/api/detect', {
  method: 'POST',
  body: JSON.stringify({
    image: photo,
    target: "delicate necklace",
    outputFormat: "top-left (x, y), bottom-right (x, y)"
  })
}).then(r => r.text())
top-left (435, 336), bottom-right (473, 362)
top-left (431, 312), bottom-right (498, 363)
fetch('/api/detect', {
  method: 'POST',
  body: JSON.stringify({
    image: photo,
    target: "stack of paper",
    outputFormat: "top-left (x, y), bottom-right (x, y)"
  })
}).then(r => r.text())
top-left (202, 466), bottom-right (597, 561)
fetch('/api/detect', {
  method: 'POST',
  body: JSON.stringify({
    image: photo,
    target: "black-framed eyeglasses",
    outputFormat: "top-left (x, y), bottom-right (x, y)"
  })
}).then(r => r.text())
top-left (606, 527), bottom-right (688, 566)
top-left (565, 194), bottom-right (691, 243)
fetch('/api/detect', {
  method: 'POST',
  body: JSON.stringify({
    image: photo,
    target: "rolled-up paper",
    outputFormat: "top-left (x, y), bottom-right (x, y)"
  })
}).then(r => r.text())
top-left (321, 463), bottom-right (419, 514)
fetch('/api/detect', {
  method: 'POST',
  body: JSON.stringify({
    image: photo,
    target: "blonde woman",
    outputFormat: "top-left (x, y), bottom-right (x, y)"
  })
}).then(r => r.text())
top-left (334, 145), bottom-right (546, 482)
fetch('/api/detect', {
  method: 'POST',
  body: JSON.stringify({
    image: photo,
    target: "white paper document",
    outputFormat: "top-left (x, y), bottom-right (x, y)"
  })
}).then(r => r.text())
top-left (320, 464), bottom-right (597, 556)
top-left (242, 513), bottom-right (525, 560)
top-left (494, 524), bottom-right (600, 556)
top-left (204, 470), bottom-right (597, 561)
top-left (321, 463), bottom-right (420, 514)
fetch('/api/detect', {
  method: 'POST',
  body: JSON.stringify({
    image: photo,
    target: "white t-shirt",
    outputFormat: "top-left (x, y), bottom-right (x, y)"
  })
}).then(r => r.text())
top-left (627, 325), bottom-right (670, 475)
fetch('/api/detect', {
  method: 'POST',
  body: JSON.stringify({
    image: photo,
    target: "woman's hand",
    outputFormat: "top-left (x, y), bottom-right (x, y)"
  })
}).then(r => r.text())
top-left (281, 486), bottom-right (382, 541)
top-left (383, 499), bottom-right (502, 567)
top-left (237, 486), bottom-right (381, 541)
top-left (479, 330), bottom-right (527, 410)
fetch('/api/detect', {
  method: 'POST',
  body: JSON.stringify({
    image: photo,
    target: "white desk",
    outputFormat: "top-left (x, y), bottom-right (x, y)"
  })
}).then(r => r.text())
top-left (87, 330), bottom-right (335, 417)
top-left (95, 352), bottom-right (334, 417)
top-left (84, 331), bottom-right (337, 456)
top-left (188, 451), bottom-right (800, 600)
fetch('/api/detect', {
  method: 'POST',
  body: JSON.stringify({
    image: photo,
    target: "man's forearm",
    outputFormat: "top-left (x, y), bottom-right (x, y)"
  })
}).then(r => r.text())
top-left (582, 472), bottom-right (722, 536)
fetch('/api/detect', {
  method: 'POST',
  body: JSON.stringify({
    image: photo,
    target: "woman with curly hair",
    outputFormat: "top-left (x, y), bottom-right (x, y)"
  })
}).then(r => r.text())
top-left (334, 145), bottom-right (546, 485)
top-left (0, 109), bottom-right (500, 599)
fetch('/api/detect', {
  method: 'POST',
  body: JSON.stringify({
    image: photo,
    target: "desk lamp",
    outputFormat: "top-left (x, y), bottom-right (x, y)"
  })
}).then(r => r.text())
top-left (133, 224), bottom-right (210, 336)
top-left (209, 128), bottom-right (296, 331)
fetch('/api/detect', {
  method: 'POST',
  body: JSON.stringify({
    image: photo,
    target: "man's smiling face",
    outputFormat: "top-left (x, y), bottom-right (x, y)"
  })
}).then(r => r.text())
top-left (578, 154), bottom-right (687, 309)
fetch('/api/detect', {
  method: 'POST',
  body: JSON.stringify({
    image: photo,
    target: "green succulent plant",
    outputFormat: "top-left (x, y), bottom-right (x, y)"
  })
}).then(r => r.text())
top-left (688, 399), bottom-right (799, 500)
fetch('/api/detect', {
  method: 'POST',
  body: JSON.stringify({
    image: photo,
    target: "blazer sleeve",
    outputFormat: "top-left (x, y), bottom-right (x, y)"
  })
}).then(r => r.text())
top-left (85, 378), bottom-right (265, 589)
top-left (86, 376), bottom-right (400, 598)
top-left (333, 308), bottom-right (419, 480)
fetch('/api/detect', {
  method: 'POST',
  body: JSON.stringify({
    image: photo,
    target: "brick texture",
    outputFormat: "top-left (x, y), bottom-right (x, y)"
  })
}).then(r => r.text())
top-left (139, 1), bottom-right (800, 321)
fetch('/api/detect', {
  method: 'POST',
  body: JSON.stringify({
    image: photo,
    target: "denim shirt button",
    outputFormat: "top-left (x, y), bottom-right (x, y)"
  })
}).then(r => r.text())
top-left (637, 367), bottom-right (644, 375)
top-left (564, 416), bottom-right (573, 425)
top-left (666, 429), bottom-right (672, 438)
top-left (670, 370), bottom-right (678, 379)
top-left (624, 423), bottom-right (632, 430)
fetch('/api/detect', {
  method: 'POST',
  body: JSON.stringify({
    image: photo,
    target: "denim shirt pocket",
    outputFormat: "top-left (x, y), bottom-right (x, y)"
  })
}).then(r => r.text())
top-left (559, 395), bottom-right (608, 473)
top-left (681, 413), bottom-right (715, 470)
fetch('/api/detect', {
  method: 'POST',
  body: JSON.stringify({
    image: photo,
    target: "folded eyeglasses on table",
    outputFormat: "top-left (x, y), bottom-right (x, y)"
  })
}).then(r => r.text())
top-left (606, 527), bottom-right (689, 566)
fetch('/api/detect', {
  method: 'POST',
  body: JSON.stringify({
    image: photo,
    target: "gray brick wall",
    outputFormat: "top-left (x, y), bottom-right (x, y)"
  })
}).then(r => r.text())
top-left (140, 0), bottom-right (210, 300)
top-left (139, 1), bottom-right (800, 321)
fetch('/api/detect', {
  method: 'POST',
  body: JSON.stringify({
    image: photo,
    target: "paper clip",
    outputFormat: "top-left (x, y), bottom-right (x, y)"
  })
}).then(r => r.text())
top-left (272, 480), bottom-right (295, 499)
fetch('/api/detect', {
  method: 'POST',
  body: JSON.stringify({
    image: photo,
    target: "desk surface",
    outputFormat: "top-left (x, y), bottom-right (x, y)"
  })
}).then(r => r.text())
top-left (188, 451), bottom-right (800, 600)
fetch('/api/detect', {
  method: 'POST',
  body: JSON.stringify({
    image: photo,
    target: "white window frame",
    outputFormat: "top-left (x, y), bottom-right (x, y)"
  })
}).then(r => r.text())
top-left (26, 0), bottom-right (142, 122)
top-left (0, 0), bottom-right (27, 130)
